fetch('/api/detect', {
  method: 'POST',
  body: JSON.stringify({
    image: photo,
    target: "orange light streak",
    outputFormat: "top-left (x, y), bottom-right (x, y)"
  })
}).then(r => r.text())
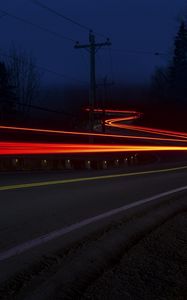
top-left (0, 122), bottom-right (187, 144)
top-left (1, 108), bottom-right (187, 155)
top-left (0, 142), bottom-right (187, 155)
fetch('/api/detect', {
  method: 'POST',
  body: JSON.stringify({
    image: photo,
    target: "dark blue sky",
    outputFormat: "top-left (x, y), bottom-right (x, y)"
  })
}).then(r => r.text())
top-left (0, 0), bottom-right (187, 87)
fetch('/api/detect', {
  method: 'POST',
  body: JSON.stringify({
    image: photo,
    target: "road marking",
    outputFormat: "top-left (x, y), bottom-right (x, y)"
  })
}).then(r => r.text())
top-left (0, 184), bottom-right (187, 262)
top-left (0, 165), bottom-right (187, 191)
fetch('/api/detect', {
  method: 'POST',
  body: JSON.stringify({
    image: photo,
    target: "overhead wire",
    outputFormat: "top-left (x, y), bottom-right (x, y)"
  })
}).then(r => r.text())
top-left (0, 8), bottom-right (75, 42)
top-left (112, 48), bottom-right (168, 56)
top-left (30, 0), bottom-right (91, 31)
top-left (18, 103), bottom-right (74, 117)
top-left (0, 3), bottom-right (111, 87)
top-left (1, 99), bottom-right (74, 117)
top-left (0, 50), bottom-right (88, 85)
top-left (30, 0), bottom-right (108, 38)
top-left (37, 65), bottom-right (88, 84)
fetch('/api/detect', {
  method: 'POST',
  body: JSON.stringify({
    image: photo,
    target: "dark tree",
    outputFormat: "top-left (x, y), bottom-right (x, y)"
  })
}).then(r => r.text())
top-left (169, 21), bottom-right (187, 101)
top-left (152, 21), bottom-right (187, 104)
top-left (0, 62), bottom-right (16, 120)
top-left (7, 47), bottom-right (40, 116)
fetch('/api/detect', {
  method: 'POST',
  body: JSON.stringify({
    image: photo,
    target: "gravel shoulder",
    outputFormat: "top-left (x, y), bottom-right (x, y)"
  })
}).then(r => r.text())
top-left (0, 196), bottom-right (186, 300)
top-left (82, 212), bottom-right (187, 300)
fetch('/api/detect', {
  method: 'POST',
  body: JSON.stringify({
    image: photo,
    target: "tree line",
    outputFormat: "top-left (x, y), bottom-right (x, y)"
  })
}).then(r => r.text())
top-left (135, 20), bottom-right (187, 131)
top-left (0, 47), bottom-right (40, 122)
top-left (152, 20), bottom-right (187, 106)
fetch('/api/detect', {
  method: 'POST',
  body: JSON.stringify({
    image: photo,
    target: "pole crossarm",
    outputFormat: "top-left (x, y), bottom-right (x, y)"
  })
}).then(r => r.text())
top-left (74, 41), bottom-right (111, 49)
top-left (74, 30), bottom-right (112, 131)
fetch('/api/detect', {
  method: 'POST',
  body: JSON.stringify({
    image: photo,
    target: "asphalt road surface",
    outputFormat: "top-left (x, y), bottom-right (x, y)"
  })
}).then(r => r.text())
top-left (0, 159), bottom-right (187, 298)
top-left (0, 160), bottom-right (186, 254)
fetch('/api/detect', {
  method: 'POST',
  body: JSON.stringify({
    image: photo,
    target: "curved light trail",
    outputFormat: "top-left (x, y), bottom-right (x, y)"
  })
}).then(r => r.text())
top-left (1, 109), bottom-right (187, 155)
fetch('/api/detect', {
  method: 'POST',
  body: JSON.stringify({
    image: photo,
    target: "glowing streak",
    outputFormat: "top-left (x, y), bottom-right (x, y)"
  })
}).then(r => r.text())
top-left (0, 123), bottom-right (187, 144)
top-left (90, 108), bottom-right (187, 140)
top-left (105, 116), bottom-right (187, 139)
top-left (0, 142), bottom-right (187, 155)
top-left (1, 108), bottom-right (187, 155)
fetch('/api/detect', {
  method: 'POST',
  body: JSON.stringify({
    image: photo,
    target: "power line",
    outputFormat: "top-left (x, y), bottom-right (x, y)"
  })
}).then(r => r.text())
top-left (30, 0), bottom-right (108, 38)
top-left (1, 99), bottom-right (74, 116)
top-left (112, 48), bottom-right (168, 56)
top-left (31, 0), bottom-right (90, 31)
top-left (38, 65), bottom-right (88, 84)
top-left (0, 8), bottom-right (75, 42)
top-left (16, 102), bottom-right (75, 116)
top-left (0, 50), bottom-right (88, 84)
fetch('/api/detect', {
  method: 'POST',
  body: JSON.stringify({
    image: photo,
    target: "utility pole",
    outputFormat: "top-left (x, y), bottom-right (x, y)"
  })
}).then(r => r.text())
top-left (75, 30), bottom-right (111, 131)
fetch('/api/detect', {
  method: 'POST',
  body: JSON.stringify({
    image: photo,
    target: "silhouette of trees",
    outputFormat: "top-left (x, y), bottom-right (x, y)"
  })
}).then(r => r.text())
top-left (0, 46), bottom-right (41, 122)
top-left (169, 21), bottom-right (187, 102)
top-left (152, 21), bottom-right (187, 104)
top-left (0, 62), bottom-right (16, 120)
top-left (7, 47), bottom-right (40, 116)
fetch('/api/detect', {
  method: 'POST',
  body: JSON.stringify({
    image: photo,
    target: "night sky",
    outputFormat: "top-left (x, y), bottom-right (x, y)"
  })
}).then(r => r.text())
top-left (0, 0), bottom-right (187, 87)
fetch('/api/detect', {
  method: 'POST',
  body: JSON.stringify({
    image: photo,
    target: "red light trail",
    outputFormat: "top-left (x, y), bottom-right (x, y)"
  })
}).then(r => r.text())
top-left (1, 109), bottom-right (187, 155)
top-left (0, 141), bottom-right (187, 155)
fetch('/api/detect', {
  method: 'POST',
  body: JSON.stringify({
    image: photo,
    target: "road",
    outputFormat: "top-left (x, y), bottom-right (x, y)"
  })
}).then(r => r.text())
top-left (0, 158), bottom-right (186, 300)
top-left (0, 161), bottom-right (186, 257)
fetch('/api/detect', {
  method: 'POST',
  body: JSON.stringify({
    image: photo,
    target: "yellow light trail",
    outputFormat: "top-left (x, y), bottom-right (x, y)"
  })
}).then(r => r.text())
top-left (1, 109), bottom-right (187, 155)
